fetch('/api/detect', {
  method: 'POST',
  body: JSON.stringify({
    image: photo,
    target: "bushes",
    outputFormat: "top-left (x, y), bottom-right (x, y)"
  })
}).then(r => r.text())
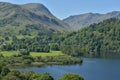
top-left (58, 74), bottom-right (84, 80)
top-left (19, 49), bottom-right (30, 56)
top-left (29, 73), bottom-right (53, 80)
top-left (34, 55), bottom-right (82, 65)
top-left (1, 67), bottom-right (10, 76)
top-left (3, 70), bottom-right (21, 80)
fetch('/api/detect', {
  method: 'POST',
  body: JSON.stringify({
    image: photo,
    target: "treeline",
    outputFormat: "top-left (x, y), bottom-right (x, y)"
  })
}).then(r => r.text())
top-left (61, 18), bottom-right (120, 57)
top-left (0, 33), bottom-right (63, 52)
top-left (0, 38), bottom-right (50, 52)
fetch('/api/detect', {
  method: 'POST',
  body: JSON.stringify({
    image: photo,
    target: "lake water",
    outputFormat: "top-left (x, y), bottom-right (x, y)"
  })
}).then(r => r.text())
top-left (17, 58), bottom-right (120, 80)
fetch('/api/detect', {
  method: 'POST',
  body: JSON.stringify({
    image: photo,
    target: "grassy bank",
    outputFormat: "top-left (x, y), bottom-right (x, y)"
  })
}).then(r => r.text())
top-left (0, 50), bottom-right (82, 67)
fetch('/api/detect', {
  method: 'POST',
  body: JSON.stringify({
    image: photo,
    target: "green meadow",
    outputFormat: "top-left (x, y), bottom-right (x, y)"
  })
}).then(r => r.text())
top-left (30, 51), bottom-right (65, 57)
top-left (0, 51), bottom-right (18, 57)
top-left (0, 50), bottom-right (65, 57)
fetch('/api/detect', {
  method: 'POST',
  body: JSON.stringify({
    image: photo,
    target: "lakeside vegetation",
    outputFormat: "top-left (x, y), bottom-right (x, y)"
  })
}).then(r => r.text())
top-left (0, 50), bottom-right (82, 67)
top-left (0, 51), bottom-right (83, 80)
top-left (0, 65), bottom-right (84, 80)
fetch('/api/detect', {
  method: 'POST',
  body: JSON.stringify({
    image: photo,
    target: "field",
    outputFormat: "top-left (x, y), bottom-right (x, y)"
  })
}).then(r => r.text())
top-left (0, 51), bottom-right (65, 57)
top-left (17, 35), bottom-right (35, 39)
top-left (0, 51), bottom-right (19, 57)
top-left (30, 51), bottom-right (65, 57)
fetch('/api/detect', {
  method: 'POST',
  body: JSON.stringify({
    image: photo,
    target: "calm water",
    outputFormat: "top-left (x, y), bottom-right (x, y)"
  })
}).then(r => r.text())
top-left (17, 58), bottom-right (120, 80)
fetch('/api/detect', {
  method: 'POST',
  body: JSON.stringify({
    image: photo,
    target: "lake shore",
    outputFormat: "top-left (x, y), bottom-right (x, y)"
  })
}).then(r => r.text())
top-left (7, 61), bottom-right (83, 68)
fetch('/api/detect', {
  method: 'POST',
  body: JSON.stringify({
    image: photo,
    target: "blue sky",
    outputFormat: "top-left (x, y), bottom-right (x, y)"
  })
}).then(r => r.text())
top-left (0, 0), bottom-right (120, 19)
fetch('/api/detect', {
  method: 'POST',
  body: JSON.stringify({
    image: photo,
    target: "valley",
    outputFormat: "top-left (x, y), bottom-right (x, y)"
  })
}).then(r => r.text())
top-left (0, 1), bottom-right (120, 80)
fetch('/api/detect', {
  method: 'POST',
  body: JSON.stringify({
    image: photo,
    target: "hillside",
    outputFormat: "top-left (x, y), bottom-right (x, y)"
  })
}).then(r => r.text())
top-left (0, 2), bottom-right (69, 37)
top-left (63, 11), bottom-right (120, 30)
top-left (61, 18), bottom-right (120, 57)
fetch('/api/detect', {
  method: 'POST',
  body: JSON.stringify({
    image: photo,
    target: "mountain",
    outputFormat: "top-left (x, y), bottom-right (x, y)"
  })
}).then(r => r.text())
top-left (0, 2), bottom-right (69, 37)
top-left (63, 11), bottom-right (120, 30)
top-left (61, 18), bottom-right (120, 57)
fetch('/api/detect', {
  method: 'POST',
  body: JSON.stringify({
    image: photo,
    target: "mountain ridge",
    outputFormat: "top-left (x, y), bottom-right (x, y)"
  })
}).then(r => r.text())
top-left (63, 11), bottom-right (120, 30)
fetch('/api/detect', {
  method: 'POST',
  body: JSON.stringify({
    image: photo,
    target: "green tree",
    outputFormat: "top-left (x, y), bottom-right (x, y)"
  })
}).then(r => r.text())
top-left (58, 74), bottom-right (84, 80)
top-left (39, 73), bottom-right (54, 80)
top-left (1, 67), bottom-right (10, 76)
top-left (19, 49), bottom-right (30, 56)
top-left (29, 73), bottom-right (42, 80)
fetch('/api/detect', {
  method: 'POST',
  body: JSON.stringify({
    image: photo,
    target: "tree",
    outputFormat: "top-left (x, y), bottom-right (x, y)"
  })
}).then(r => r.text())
top-left (2, 70), bottom-right (21, 80)
top-left (20, 71), bottom-right (33, 80)
top-left (50, 43), bottom-right (60, 51)
top-left (58, 74), bottom-right (84, 80)
top-left (39, 73), bottom-right (54, 80)
top-left (4, 36), bottom-right (9, 41)
top-left (1, 67), bottom-right (10, 76)
top-left (29, 73), bottom-right (54, 80)
top-left (19, 49), bottom-right (30, 56)
top-left (29, 73), bottom-right (42, 80)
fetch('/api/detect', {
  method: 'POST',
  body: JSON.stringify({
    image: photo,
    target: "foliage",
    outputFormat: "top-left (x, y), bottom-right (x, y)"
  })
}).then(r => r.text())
top-left (30, 73), bottom-right (53, 80)
top-left (0, 51), bottom-right (82, 66)
top-left (1, 67), bottom-right (10, 76)
top-left (61, 18), bottom-right (120, 57)
top-left (19, 49), bottom-right (30, 56)
top-left (58, 74), bottom-right (84, 80)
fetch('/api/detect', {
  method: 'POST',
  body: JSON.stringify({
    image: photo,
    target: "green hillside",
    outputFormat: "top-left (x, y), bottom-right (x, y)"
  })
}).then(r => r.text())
top-left (0, 2), bottom-right (69, 37)
top-left (61, 18), bottom-right (120, 57)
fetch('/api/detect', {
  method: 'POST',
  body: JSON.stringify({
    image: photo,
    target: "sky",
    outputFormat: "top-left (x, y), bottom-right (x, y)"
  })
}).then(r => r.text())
top-left (0, 0), bottom-right (120, 19)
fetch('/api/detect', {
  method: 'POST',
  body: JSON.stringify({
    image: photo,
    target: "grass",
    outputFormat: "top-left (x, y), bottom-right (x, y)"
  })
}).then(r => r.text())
top-left (0, 51), bottom-right (65, 57)
top-left (30, 51), bottom-right (65, 57)
top-left (0, 51), bottom-right (19, 57)
top-left (17, 35), bottom-right (35, 39)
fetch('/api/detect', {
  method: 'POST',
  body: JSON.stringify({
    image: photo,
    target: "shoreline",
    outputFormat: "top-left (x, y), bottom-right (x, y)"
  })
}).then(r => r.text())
top-left (7, 61), bottom-right (82, 68)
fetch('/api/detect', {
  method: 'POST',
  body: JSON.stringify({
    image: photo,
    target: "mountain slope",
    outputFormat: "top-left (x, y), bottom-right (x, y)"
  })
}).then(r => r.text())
top-left (0, 2), bottom-right (69, 37)
top-left (21, 3), bottom-right (52, 17)
top-left (61, 18), bottom-right (120, 56)
top-left (63, 11), bottom-right (120, 30)
top-left (21, 3), bottom-right (70, 31)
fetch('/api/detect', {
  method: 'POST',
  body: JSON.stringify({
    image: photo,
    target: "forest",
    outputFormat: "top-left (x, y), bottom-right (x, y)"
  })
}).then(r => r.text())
top-left (61, 18), bottom-right (120, 57)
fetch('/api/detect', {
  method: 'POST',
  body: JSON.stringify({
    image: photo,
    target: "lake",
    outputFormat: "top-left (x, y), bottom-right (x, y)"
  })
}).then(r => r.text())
top-left (17, 58), bottom-right (120, 80)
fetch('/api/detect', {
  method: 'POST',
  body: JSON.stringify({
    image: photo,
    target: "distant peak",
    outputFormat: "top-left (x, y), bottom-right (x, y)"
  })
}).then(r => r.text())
top-left (22, 3), bottom-right (45, 8)
top-left (22, 3), bottom-right (43, 6)
top-left (0, 2), bottom-right (13, 5)
top-left (0, 2), bottom-right (11, 4)
top-left (107, 11), bottom-right (120, 14)
top-left (21, 3), bottom-right (51, 15)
